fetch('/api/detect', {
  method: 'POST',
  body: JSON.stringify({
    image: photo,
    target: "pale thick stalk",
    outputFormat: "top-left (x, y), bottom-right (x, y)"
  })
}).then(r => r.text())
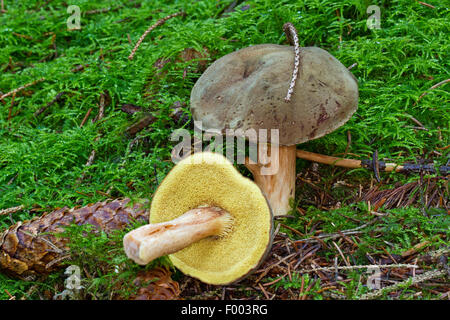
top-left (246, 145), bottom-right (297, 216)
top-left (123, 207), bottom-right (232, 265)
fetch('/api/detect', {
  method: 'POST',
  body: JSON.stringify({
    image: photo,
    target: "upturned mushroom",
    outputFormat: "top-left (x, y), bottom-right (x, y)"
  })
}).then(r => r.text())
top-left (190, 44), bottom-right (358, 216)
top-left (123, 152), bottom-right (273, 285)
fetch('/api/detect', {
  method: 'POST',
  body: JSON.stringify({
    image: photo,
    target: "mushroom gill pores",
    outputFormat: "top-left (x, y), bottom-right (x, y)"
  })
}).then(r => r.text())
top-left (123, 152), bottom-right (273, 285)
top-left (190, 44), bottom-right (359, 216)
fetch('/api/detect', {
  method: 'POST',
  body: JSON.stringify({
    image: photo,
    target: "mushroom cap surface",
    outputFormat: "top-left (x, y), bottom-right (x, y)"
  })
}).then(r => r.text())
top-left (150, 152), bottom-right (273, 285)
top-left (191, 44), bottom-right (358, 145)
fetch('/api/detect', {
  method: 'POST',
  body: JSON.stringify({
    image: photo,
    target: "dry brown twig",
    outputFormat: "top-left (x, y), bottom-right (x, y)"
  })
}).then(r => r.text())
top-left (414, 78), bottom-right (449, 105)
top-left (360, 269), bottom-right (447, 300)
top-left (128, 11), bottom-right (185, 60)
top-left (0, 205), bottom-right (24, 216)
top-left (418, 1), bottom-right (436, 9)
top-left (297, 263), bottom-right (418, 274)
top-left (76, 92), bottom-right (109, 183)
top-left (0, 78), bottom-right (45, 102)
top-left (34, 91), bottom-right (67, 117)
top-left (283, 22), bottom-right (300, 102)
top-left (347, 62), bottom-right (358, 70)
top-left (4, 289), bottom-right (15, 300)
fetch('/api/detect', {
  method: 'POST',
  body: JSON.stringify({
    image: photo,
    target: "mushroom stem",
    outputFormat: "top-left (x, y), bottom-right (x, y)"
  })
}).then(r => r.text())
top-left (123, 207), bottom-right (232, 265)
top-left (246, 145), bottom-right (297, 216)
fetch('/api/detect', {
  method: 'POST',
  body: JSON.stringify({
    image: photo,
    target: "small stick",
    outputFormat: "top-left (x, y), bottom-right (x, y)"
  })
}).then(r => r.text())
top-left (360, 269), bottom-right (446, 300)
top-left (0, 205), bottom-right (24, 216)
top-left (418, 1), bottom-right (435, 9)
top-left (4, 289), bottom-right (15, 300)
top-left (85, 7), bottom-right (112, 15)
top-left (79, 107), bottom-right (93, 127)
top-left (414, 78), bottom-right (449, 105)
top-left (296, 149), bottom-right (362, 169)
top-left (7, 92), bottom-right (15, 121)
top-left (12, 32), bottom-right (33, 40)
top-left (0, 78), bottom-right (45, 101)
top-left (297, 263), bottom-right (418, 274)
top-left (1, 0), bottom-right (6, 13)
top-left (401, 241), bottom-right (430, 258)
top-left (71, 64), bottom-right (89, 73)
top-left (34, 91), bottom-right (67, 117)
top-left (296, 149), bottom-right (449, 175)
top-left (332, 241), bottom-right (351, 267)
top-left (128, 11), bottom-right (185, 60)
top-left (77, 92), bottom-right (108, 182)
top-left (283, 22), bottom-right (300, 102)
top-left (257, 283), bottom-right (271, 299)
top-left (347, 62), bottom-right (358, 70)
top-left (262, 275), bottom-right (285, 287)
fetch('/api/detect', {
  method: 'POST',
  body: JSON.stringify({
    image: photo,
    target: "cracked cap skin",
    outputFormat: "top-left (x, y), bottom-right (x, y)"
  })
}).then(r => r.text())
top-left (191, 44), bottom-right (359, 145)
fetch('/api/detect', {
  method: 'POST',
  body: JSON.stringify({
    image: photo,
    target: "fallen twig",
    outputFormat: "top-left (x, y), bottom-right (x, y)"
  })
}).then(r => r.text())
top-left (295, 230), bottom-right (364, 244)
top-left (414, 79), bottom-right (449, 105)
top-left (84, 6), bottom-right (123, 15)
top-left (0, 205), bottom-right (24, 216)
top-left (0, 78), bottom-right (45, 102)
top-left (76, 91), bottom-right (109, 182)
top-left (401, 241), bottom-right (431, 258)
top-left (7, 92), bottom-right (15, 121)
top-left (283, 22), bottom-right (300, 102)
top-left (360, 269), bottom-right (447, 300)
top-left (347, 62), bottom-right (357, 70)
top-left (34, 91), bottom-right (67, 117)
top-left (4, 289), bottom-right (15, 300)
top-left (79, 107), bottom-right (93, 127)
top-left (297, 263), bottom-right (418, 274)
top-left (296, 149), bottom-right (450, 175)
top-left (128, 11), bottom-right (185, 60)
top-left (418, 1), bottom-right (436, 9)
top-left (71, 64), bottom-right (89, 73)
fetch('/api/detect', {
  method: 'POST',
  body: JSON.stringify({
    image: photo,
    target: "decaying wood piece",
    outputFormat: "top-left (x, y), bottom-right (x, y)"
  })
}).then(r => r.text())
top-left (0, 199), bottom-right (148, 278)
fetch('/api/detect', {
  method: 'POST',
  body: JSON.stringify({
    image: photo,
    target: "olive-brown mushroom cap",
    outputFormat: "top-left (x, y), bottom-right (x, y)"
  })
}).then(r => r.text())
top-left (149, 152), bottom-right (273, 285)
top-left (191, 44), bottom-right (358, 145)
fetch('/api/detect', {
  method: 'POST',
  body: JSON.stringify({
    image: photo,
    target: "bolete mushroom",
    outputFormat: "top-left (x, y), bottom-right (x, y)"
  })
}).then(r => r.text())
top-left (123, 152), bottom-right (273, 285)
top-left (190, 44), bottom-right (358, 216)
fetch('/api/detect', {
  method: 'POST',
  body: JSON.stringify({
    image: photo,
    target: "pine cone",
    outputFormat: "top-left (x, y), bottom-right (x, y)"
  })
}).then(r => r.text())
top-left (129, 267), bottom-right (181, 300)
top-left (0, 198), bottom-right (149, 278)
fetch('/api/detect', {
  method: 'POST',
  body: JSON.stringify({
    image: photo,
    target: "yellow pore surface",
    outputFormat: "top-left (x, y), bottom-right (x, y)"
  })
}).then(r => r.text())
top-left (150, 152), bottom-right (272, 285)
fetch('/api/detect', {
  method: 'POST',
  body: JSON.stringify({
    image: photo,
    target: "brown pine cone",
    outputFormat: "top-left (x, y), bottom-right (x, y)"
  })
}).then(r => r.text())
top-left (0, 198), bottom-right (149, 278)
top-left (129, 267), bottom-right (181, 300)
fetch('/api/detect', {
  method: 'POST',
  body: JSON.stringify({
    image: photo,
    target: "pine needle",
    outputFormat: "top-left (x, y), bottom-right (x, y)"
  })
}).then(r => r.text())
top-left (283, 22), bottom-right (300, 102)
top-left (128, 11), bottom-right (185, 60)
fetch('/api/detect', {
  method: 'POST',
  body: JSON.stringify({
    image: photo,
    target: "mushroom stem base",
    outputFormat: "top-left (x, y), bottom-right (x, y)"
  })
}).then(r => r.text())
top-left (123, 207), bottom-right (232, 265)
top-left (246, 145), bottom-right (297, 216)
